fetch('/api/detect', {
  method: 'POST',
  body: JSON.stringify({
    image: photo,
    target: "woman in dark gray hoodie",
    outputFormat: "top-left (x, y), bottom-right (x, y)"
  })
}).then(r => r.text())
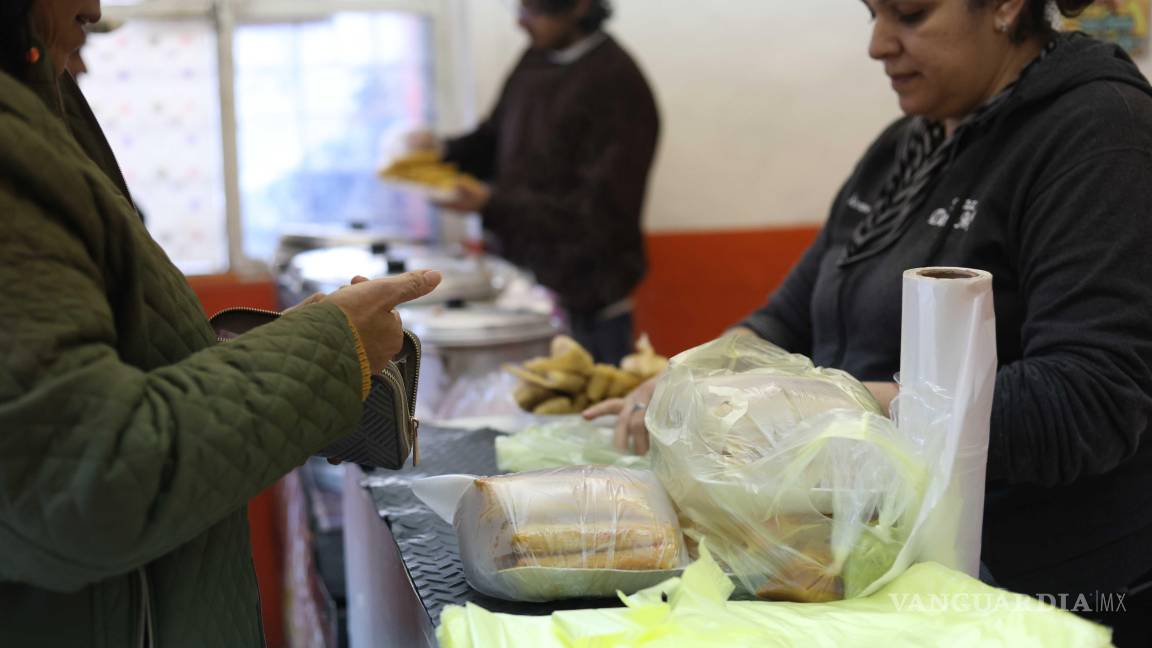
top-left (591, 1), bottom-right (1152, 644)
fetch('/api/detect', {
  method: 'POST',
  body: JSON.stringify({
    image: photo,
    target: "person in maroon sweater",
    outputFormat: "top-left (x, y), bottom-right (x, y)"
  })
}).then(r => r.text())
top-left (413, 0), bottom-right (660, 364)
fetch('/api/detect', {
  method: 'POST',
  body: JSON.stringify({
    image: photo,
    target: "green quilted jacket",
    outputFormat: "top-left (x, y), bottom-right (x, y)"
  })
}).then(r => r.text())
top-left (0, 62), bottom-right (366, 647)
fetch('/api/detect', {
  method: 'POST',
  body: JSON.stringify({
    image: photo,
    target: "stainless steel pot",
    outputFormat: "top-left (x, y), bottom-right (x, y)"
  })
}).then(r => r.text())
top-left (281, 244), bottom-right (502, 306)
top-left (399, 304), bottom-right (557, 420)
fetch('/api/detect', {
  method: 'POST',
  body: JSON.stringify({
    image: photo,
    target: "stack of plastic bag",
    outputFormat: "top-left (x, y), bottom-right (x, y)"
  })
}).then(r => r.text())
top-left (437, 544), bottom-right (1112, 648)
top-left (494, 419), bottom-right (650, 473)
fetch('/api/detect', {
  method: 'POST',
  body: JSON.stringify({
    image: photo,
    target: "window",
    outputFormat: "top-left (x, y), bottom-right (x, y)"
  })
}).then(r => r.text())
top-left (82, 0), bottom-right (461, 275)
top-left (81, 19), bottom-right (227, 274)
top-left (234, 12), bottom-right (435, 262)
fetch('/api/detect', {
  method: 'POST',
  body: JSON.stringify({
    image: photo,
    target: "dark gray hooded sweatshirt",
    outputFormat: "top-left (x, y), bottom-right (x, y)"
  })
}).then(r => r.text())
top-left (744, 33), bottom-right (1152, 595)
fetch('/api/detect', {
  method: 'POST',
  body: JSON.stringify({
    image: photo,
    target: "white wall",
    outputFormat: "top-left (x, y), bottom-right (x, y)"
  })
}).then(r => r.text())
top-left (457, 0), bottom-right (900, 231)
top-left (1133, 51), bottom-right (1152, 103)
top-left (455, 2), bottom-right (1152, 233)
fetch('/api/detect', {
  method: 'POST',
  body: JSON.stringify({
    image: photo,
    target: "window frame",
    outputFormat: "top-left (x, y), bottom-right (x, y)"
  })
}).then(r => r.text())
top-left (100, 0), bottom-right (468, 275)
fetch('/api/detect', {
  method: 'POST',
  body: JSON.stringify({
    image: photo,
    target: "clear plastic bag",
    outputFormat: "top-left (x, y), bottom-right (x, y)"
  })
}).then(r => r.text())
top-left (646, 334), bottom-right (935, 602)
top-left (414, 466), bottom-right (688, 601)
top-left (434, 367), bottom-right (524, 420)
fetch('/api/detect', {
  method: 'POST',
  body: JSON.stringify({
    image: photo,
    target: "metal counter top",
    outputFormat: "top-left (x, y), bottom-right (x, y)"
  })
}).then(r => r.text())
top-left (350, 426), bottom-right (620, 647)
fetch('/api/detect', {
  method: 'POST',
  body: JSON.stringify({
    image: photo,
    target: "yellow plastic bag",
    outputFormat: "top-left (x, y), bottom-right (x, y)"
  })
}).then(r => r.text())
top-left (495, 420), bottom-right (650, 473)
top-left (437, 544), bottom-right (1113, 648)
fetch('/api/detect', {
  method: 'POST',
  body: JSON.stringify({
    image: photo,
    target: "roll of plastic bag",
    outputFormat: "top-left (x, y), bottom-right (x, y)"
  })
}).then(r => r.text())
top-left (897, 267), bottom-right (997, 577)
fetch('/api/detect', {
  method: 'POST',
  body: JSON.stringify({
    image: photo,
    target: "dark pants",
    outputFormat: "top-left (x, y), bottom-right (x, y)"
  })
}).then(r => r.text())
top-left (567, 310), bottom-right (634, 366)
top-left (1089, 579), bottom-right (1152, 648)
top-left (983, 564), bottom-right (1149, 645)
top-left (992, 565), bottom-right (1152, 647)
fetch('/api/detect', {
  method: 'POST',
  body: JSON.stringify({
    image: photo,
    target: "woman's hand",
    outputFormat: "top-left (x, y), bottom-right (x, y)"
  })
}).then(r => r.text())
top-left (325, 271), bottom-right (442, 373)
top-left (435, 179), bottom-right (492, 214)
top-left (863, 381), bottom-right (899, 416)
top-left (405, 129), bottom-right (442, 154)
top-left (582, 374), bottom-right (662, 455)
top-left (283, 291), bottom-right (326, 313)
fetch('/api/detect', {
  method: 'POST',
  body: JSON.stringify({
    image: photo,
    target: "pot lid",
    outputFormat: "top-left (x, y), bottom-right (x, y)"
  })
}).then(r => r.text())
top-left (277, 224), bottom-right (427, 252)
top-left (287, 245), bottom-right (498, 305)
top-left (400, 305), bottom-right (557, 347)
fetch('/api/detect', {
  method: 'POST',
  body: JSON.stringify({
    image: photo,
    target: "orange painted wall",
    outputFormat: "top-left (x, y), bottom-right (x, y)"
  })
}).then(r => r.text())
top-left (633, 226), bottom-right (821, 356)
top-left (186, 273), bottom-right (279, 318)
top-left (185, 274), bottom-right (285, 648)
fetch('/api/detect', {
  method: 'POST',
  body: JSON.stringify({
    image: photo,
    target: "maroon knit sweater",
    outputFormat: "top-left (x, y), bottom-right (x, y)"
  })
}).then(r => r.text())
top-left (444, 35), bottom-right (660, 313)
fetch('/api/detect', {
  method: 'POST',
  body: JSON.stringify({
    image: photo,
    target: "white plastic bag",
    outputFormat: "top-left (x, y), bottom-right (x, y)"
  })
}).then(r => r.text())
top-left (898, 268), bottom-right (997, 576)
top-left (413, 466), bottom-right (689, 602)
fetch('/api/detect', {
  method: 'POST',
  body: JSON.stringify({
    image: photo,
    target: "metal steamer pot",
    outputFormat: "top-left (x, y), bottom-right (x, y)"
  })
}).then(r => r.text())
top-left (399, 305), bottom-right (557, 420)
top-left (273, 223), bottom-right (427, 297)
top-left (283, 244), bottom-right (501, 306)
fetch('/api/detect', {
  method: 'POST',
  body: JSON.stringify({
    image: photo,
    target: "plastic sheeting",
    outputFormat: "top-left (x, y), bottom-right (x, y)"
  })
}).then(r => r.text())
top-left (437, 544), bottom-right (1112, 648)
top-left (495, 419), bottom-right (651, 473)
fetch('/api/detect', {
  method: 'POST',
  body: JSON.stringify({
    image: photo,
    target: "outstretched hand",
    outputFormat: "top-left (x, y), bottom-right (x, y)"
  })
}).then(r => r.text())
top-left (325, 271), bottom-right (442, 373)
top-left (582, 374), bottom-right (661, 455)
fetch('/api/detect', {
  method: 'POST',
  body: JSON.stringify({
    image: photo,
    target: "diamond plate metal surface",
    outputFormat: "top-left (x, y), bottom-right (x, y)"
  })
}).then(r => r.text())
top-left (362, 426), bottom-right (619, 626)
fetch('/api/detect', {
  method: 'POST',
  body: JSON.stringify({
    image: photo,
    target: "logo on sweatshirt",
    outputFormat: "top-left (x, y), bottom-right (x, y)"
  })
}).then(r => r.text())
top-left (928, 198), bottom-right (979, 232)
top-left (847, 194), bottom-right (873, 216)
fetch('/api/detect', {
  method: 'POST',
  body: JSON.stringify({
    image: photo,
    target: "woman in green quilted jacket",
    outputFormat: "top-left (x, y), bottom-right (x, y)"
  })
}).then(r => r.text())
top-left (0, 2), bottom-right (442, 646)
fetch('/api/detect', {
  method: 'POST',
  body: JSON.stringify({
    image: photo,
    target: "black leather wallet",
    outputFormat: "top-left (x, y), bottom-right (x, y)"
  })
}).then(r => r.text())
top-left (210, 307), bottom-right (421, 469)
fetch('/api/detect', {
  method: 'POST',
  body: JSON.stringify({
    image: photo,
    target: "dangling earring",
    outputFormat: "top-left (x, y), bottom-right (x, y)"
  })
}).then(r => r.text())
top-left (25, 46), bottom-right (41, 64)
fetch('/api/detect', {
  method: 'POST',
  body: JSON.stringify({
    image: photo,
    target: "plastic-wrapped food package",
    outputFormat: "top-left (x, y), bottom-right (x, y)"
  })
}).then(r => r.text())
top-left (645, 334), bottom-right (934, 602)
top-left (413, 466), bottom-right (688, 601)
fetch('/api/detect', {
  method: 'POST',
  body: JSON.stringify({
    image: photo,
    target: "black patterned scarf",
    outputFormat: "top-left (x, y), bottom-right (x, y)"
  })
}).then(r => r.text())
top-left (841, 37), bottom-right (1060, 266)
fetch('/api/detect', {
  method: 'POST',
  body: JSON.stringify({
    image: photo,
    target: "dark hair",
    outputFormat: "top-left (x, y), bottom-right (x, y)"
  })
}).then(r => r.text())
top-left (529, 0), bottom-right (613, 32)
top-left (971, 0), bottom-right (1097, 42)
top-left (0, 0), bottom-right (36, 80)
